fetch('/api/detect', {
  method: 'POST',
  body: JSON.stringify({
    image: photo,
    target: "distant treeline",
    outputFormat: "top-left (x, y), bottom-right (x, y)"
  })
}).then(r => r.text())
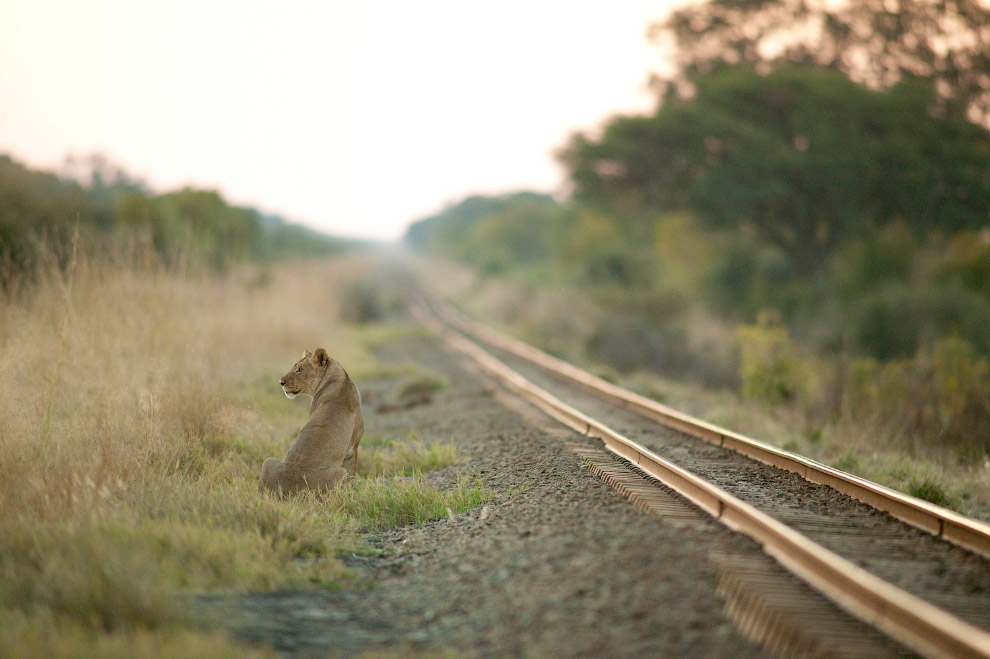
top-left (0, 154), bottom-right (349, 286)
top-left (405, 64), bottom-right (990, 452)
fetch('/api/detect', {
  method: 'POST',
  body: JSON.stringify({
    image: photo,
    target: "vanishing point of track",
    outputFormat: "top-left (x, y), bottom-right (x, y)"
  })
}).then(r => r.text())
top-left (412, 288), bottom-right (990, 659)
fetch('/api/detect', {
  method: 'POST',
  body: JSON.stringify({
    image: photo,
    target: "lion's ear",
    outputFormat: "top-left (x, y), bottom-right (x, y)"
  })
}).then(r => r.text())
top-left (311, 348), bottom-right (329, 367)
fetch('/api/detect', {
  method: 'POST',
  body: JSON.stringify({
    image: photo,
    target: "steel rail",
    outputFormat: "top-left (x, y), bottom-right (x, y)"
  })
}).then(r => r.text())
top-left (413, 300), bottom-right (990, 659)
top-left (424, 294), bottom-right (990, 561)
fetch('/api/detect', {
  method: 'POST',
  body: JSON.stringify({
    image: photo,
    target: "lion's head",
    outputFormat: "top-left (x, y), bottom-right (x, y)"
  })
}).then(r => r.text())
top-left (279, 348), bottom-right (331, 399)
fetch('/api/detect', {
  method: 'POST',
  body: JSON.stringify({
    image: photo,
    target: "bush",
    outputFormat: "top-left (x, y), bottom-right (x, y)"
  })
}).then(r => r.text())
top-left (339, 280), bottom-right (387, 323)
top-left (832, 221), bottom-right (917, 297)
top-left (835, 336), bottom-right (990, 455)
top-left (932, 336), bottom-right (990, 445)
top-left (934, 230), bottom-right (990, 297)
top-left (588, 315), bottom-right (692, 376)
top-left (847, 283), bottom-right (990, 360)
top-left (707, 234), bottom-right (797, 317)
top-left (736, 312), bottom-right (810, 405)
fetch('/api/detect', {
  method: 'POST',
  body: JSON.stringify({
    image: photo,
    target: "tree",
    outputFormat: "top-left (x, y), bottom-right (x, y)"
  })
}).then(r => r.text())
top-left (559, 65), bottom-right (990, 274)
top-left (403, 192), bottom-right (557, 260)
top-left (649, 0), bottom-right (990, 126)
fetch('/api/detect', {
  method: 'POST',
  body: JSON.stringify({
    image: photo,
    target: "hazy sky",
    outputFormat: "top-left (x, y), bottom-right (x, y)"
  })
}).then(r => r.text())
top-left (0, 1), bottom-right (684, 240)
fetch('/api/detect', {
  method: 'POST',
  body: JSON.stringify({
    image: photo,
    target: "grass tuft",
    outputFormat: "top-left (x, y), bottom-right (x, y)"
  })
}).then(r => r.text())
top-left (908, 476), bottom-right (963, 510)
top-left (328, 474), bottom-right (491, 533)
top-left (360, 432), bottom-right (460, 477)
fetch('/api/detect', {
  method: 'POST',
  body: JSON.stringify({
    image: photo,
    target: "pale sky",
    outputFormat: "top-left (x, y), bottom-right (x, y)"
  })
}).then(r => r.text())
top-left (0, 1), bottom-right (684, 240)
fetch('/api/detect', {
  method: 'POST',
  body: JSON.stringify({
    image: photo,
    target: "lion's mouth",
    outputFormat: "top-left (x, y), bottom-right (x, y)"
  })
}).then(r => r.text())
top-left (283, 387), bottom-right (299, 399)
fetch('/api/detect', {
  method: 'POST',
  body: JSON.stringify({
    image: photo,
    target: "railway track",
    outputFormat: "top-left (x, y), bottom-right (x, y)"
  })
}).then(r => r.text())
top-left (411, 288), bottom-right (990, 659)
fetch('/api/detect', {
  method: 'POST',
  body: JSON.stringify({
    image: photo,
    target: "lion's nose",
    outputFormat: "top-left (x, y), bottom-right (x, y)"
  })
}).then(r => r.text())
top-left (279, 378), bottom-right (286, 386)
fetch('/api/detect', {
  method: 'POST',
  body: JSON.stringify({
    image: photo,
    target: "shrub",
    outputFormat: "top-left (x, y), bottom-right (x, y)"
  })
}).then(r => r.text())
top-left (339, 279), bottom-right (386, 323)
top-left (847, 283), bottom-right (990, 360)
top-left (832, 221), bottom-right (917, 296)
top-left (843, 357), bottom-right (880, 420)
top-left (736, 312), bottom-right (809, 405)
top-left (934, 230), bottom-right (990, 297)
top-left (932, 336), bottom-right (990, 448)
top-left (588, 316), bottom-right (686, 374)
top-left (836, 336), bottom-right (990, 455)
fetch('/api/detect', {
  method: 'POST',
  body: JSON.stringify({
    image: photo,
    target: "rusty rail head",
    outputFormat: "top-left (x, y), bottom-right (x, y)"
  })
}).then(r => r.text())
top-left (414, 295), bottom-right (990, 658)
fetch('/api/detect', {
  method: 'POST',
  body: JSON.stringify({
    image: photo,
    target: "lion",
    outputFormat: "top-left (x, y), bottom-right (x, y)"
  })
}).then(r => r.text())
top-left (259, 348), bottom-right (364, 495)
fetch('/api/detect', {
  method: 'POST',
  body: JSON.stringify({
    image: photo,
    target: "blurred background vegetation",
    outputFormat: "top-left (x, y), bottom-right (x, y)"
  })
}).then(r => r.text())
top-left (0, 152), bottom-right (349, 290)
top-left (406, 0), bottom-right (990, 468)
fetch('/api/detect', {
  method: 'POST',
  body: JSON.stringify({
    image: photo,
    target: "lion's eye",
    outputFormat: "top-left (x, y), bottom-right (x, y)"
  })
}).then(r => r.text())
top-left (295, 367), bottom-right (302, 373)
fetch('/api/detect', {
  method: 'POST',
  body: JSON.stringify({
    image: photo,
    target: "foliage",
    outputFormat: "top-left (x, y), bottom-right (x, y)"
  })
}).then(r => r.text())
top-left (0, 154), bottom-right (96, 278)
top-left (846, 283), bottom-right (990, 359)
top-left (116, 188), bottom-right (262, 271)
top-left (649, 0), bottom-right (990, 126)
top-left (559, 65), bottom-right (990, 274)
top-left (932, 335), bottom-right (989, 436)
top-left (831, 221), bottom-right (918, 296)
top-left (404, 192), bottom-right (558, 271)
top-left (933, 230), bottom-right (990, 296)
top-left (736, 312), bottom-right (810, 405)
top-left (0, 153), bottom-right (348, 288)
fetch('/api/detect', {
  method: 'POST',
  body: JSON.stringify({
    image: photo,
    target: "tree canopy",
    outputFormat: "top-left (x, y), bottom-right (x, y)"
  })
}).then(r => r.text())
top-left (649, 0), bottom-right (990, 126)
top-left (559, 64), bottom-right (990, 273)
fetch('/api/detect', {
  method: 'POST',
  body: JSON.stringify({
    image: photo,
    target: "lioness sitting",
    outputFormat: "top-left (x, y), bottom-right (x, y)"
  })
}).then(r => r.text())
top-left (259, 349), bottom-right (364, 495)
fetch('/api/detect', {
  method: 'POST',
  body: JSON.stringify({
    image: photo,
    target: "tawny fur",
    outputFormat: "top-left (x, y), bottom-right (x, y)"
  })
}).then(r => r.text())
top-left (259, 348), bottom-right (364, 496)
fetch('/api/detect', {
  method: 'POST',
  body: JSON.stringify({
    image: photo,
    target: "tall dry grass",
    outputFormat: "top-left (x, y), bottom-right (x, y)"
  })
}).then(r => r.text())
top-left (0, 248), bottom-right (384, 653)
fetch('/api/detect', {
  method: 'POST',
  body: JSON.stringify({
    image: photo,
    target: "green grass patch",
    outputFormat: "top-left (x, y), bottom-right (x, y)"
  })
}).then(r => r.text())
top-left (328, 474), bottom-right (491, 533)
top-left (830, 451), bottom-right (860, 473)
top-left (360, 432), bottom-right (460, 477)
top-left (908, 476), bottom-right (963, 510)
top-left (821, 451), bottom-right (966, 513)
